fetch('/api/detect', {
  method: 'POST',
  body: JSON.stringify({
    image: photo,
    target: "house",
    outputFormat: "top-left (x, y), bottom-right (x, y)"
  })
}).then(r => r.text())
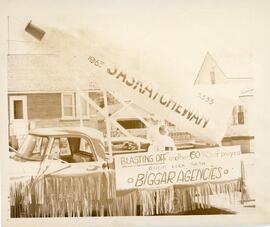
top-left (8, 54), bottom-right (103, 146)
top-left (194, 52), bottom-right (254, 153)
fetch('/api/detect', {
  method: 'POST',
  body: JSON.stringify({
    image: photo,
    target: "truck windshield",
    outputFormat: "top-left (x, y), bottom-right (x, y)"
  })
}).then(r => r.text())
top-left (15, 135), bottom-right (49, 161)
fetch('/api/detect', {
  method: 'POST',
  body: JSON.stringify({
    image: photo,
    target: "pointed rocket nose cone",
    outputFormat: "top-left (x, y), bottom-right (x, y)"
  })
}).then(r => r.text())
top-left (25, 21), bottom-right (46, 41)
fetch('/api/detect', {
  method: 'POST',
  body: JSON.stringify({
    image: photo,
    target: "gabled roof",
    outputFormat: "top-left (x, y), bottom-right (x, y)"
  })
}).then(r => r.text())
top-left (8, 54), bottom-right (99, 93)
top-left (194, 52), bottom-right (254, 94)
top-left (239, 88), bottom-right (254, 97)
top-left (194, 52), bottom-right (227, 85)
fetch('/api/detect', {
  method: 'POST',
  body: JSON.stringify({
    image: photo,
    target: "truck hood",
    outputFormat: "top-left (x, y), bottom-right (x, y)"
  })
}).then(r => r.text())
top-left (9, 155), bottom-right (112, 180)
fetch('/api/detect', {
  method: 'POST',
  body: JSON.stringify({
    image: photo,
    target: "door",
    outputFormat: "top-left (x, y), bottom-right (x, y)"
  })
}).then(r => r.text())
top-left (9, 96), bottom-right (28, 140)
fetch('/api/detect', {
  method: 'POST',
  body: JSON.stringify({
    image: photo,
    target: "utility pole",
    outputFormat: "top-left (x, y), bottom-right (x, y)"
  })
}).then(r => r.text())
top-left (7, 16), bottom-right (10, 55)
top-left (102, 90), bottom-right (113, 159)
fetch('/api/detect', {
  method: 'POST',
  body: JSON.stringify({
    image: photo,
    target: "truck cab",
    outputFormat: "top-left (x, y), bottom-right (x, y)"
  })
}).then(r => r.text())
top-left (9, 127), bottom-right (112, 178)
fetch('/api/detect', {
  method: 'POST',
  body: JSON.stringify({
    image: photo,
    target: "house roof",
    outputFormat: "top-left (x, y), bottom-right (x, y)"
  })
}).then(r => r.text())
top-left (194, 52), bottom-right (227, 85)
top-left (194, 52), bottom-right (254, 94)
top-left (8, 54), bottom-right (99, 93)
top-left (239, 88), bottom-right (254, 97)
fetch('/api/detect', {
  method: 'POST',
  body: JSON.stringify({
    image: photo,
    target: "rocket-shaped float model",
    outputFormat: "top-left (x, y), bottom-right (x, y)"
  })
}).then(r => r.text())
top-left (25, 21), bottom-right (242, 144)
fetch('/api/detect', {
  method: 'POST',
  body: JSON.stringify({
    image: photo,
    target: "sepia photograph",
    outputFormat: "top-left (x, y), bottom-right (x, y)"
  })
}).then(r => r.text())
top-left (1, 1), bottom-right (270, 227)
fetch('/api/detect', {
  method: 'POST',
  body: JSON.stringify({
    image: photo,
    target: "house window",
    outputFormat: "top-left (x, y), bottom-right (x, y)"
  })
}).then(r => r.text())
top-left (94, 92), bottom-right (118, 109)
top-left (13, 100), bottom-right (24, 119)
top-left (238, 105), bottom-right (245, 124)
top-left (61, 92), bottom-right (90, 119)
top-left (61, 93), bottom-right (75, 119)
top-left (232, 105), bottom-right (245, 125)
top-left (210, 70), bottom-right (216, 84)
top-left (76, 93), bottom-right (89, 118)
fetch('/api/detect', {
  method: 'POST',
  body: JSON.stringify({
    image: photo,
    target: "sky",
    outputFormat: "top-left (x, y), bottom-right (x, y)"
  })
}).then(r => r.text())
top-left (4, 0), bottom-right (258, 87)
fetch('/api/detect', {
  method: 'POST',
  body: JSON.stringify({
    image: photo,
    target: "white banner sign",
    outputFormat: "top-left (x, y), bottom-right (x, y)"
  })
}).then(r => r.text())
top-left (114, 146), bottom-right (241, 190)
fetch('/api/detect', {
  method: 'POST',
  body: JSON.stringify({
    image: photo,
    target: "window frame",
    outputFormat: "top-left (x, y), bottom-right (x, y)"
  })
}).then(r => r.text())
top-left (61, 92), bottom-right (91, 120)
top-left (210, 71), bottom-right (216, 84)
top-left (61, 92), bottom-right (76, 120)
top-left (237, 105), bottom-right (245, 124)
top-left (9, 95), bottom-right (28, 122)
top-left (232, 105), bottom-right (245, 125)
top-left (49, 135), bottom-right (98, 161)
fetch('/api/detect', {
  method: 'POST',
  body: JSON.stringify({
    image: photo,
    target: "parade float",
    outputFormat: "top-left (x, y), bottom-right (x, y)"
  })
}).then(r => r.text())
top-left (9, 127), bottom-right (244, 217)
top-left (8, 21), bottom-right (251, 217)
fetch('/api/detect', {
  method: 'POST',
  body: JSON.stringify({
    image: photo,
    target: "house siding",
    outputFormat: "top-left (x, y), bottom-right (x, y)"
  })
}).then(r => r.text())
top-left (27, 93), bottom-right (61, 119)
top-left (32, 119), bottom-right (98, 129)
top-left (27, 93), bottom-right (99, 129)
top-left (8, 93), bottom-right (99, 134)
